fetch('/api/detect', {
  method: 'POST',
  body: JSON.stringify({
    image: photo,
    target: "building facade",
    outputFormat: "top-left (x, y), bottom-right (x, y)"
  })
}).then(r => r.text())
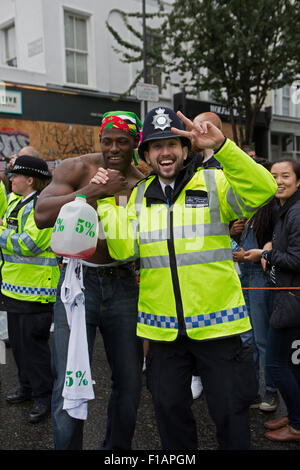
top-left (0, 0), bottom-right (175, 167)
top-left (269, 84), bottom-right (300, 162)
top-left (1, 0), bottom-right (300, 166)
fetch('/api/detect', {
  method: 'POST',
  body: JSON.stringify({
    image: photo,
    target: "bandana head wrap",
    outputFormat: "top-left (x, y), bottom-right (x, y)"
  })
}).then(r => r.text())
top-left (100, 111), bottom-right (142, 165)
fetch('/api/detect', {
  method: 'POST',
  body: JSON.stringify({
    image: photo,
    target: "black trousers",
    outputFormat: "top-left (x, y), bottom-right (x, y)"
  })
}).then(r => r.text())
top-left (146, 335), bottom-right (257, 450)
top-left (7, 310), bottom-right (53, 404)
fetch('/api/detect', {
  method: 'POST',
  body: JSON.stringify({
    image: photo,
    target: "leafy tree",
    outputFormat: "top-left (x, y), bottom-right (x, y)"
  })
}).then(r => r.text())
top-left (107, 0), bottom-right (300, 145)
top-left (106, 8), bottom-right (163, 98)
top-left (159, 0), bottom-right (300, 145)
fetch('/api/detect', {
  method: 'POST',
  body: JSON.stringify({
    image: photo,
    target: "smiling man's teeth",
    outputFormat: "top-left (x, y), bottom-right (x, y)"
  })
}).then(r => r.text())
top-left (160, 160), bottom-right (173, 165)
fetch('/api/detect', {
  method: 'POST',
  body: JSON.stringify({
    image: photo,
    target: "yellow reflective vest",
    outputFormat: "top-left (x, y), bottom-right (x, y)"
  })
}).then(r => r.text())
top-left (98, 139), bottom-right (278, 342)
top-left (0, 192), bottom-right (59, 304)
top-left (0, 180), bottom-right (8, 218)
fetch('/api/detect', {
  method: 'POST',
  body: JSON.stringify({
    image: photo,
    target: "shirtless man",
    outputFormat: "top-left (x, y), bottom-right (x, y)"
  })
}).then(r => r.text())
top-left (34, 111), bottom-right (144, 450)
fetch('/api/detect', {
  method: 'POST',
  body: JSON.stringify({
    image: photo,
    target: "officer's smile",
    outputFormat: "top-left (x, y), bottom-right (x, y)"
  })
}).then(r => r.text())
top-left (159, 158), bottom-right (175, 168)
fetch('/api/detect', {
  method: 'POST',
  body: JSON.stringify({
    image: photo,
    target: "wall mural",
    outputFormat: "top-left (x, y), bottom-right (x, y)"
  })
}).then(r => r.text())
top-left (0, 119), bottom-right (101, 170)
top-left (38, 122), bottom-right (98, 161)
top-left (0, 127), bottom-right (30, 161)
top-left (0, 118), bottom-right (150, 177)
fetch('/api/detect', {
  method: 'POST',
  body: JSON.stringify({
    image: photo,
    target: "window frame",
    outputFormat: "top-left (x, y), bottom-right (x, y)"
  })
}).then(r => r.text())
top-left (1, 22), bottom-right (17, 67)
top-left (282, 84), bottom-right (290, 116)
top-left (63, 9), bottom-right (90, 86)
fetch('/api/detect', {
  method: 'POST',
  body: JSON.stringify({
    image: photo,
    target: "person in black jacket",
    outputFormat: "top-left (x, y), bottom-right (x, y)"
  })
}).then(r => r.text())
top-left (244, 158), bottom-right (300, 442)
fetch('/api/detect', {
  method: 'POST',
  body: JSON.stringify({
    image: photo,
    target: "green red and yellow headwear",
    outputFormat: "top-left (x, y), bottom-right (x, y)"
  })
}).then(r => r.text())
top-left (100, 111), bottom-right (142, 165)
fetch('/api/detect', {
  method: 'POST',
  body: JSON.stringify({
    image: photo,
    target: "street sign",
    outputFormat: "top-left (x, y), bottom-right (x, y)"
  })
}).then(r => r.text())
top-left (136, 82), bottom-right (159, 102)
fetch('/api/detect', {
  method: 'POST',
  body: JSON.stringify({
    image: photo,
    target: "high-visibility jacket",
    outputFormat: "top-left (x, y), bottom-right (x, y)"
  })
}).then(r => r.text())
top-left (98, 139), bottom-right (277, 342)
top-left (0, 192), bottom-right (59, 304)
top-left (0, 180), bottom-right (8, 218)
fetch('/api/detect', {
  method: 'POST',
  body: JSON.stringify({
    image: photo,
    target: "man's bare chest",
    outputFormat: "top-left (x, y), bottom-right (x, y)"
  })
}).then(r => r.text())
top-left (78, 159), bottom-right (104, 188)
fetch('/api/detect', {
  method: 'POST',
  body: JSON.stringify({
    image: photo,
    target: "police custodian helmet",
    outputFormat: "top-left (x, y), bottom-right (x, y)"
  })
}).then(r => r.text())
top-left (11, 155), bottom-right (52, 179)
top-left (138, 107), bottom-right (191, 160)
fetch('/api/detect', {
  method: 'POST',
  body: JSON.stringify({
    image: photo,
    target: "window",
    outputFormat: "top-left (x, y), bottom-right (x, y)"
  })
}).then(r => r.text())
top-left (282, 85), bottom-right (290, 116)
top-left (146, 30), bottom-right (162, 93)
top-left (282, 134), bottom-right (293, 153)
top-left (273, 89), bottom-right (279, 115)
top-left (64, 12), bottom-right (88, 85)
top-left (3, 23), bottom-right (17, 67)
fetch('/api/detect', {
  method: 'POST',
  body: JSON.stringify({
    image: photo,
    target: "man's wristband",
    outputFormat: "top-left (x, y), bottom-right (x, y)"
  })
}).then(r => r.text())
top-left (261, 250), bottom-right (271, 262)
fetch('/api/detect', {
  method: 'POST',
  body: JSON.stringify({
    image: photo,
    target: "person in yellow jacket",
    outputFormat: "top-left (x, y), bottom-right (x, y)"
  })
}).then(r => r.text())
top-left (0, 155), bottom-right (59, 423)
top-left (0, 179), bottom-right (8, 218)
top-left (94, 107), bottom-right (278, 450)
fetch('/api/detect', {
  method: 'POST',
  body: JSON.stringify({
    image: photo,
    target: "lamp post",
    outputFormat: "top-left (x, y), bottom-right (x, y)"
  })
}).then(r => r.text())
top-left (142, 0), bottom-right (148, 116)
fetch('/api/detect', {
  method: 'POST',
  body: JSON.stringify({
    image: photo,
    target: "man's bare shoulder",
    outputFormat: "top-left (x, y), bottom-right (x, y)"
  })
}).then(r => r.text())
top-left (82, 152), bottom-right (104, 166)
top-left (53, 153), bottom-right (104, 185)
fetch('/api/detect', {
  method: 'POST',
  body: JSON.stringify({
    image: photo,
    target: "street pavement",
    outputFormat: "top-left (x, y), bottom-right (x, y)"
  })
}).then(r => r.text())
top-left (0, 329), bottom-right (299, 453)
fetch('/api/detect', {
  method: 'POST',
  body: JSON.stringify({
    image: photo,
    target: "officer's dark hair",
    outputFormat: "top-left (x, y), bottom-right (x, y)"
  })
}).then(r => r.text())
top-left (31, 176), bottom-right (52, 192)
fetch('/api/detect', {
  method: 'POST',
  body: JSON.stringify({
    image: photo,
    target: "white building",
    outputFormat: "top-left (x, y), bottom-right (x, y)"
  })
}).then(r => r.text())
top-left (0, 0), bottom-right (174, 163)
top-left (270, 84), bottom-right (300, 161)
top-left (0, 0), bottom-right (299, 163)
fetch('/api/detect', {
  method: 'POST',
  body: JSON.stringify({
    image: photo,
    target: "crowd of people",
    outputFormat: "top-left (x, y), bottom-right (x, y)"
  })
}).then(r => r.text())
top-left (0, 105), bottom-right (299, 450)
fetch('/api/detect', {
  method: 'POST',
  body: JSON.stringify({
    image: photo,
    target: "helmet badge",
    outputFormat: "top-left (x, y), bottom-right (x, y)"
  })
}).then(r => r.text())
top-left (152, 108), bottom-right (172, 131)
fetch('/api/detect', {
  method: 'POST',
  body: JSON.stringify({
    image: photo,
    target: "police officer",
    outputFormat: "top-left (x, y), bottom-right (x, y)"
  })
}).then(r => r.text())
top-left (96, 107), bottom-right (277, 450)
top-left (0, 178), bottom-right (7, 219)
top-left (0, 155), bottom-right (59, 423)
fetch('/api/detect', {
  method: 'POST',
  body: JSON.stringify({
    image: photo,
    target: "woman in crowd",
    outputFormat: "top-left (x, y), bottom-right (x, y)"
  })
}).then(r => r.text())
top-left (244, 159), bottom-right (300, 442)
top-left (232, 159), bottom-right (279, 412)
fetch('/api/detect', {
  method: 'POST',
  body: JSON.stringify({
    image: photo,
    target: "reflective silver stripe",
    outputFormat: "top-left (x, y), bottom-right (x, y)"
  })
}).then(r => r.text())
top-left (11, 233), bottom-right (23, 255)
top-left (138, 304), bottom-right (247, 329)
top-left (132, 181), bottom-right (147, 256)
top-left (0, 228), bottom-right (43, 255)
top-left (226, 187), bottom-right (244, 217)
top-left (3, 232), bottom-right (43, 255)
top-left (139, 222), bottom-right (229, 244)
top-left (1, 200), bottom-right (35, 253)
top-left (141, 254), bottom-right (170, 269)
top-left (140, 248), bottom-right (233, 269)
top-left (0, 228), bottom-right (12, 249)
top-left (204, 169), bottom-right (221, 223)
top-left (226, 187), bottom-right (271, 217)
top-left (140, 228), bottom-right (167, 244)
top-left (19, 232), bottom-right (43, 255)
top-left (3, 253), bottom-right (57, 266)
top-left (130, 219), bottom-right (139, 259)
top-left (21, 200), bottom-right (34, 231)
top-left (235, 191), bottom-right (275, 213)
top-left (135, 181), bottom-right (147, 222)
top-left (177, 249), bottom-right (232, 266)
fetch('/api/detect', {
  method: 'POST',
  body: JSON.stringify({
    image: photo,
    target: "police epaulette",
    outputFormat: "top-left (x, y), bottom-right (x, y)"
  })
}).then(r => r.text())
top-left (132, 172), bottom-right (155, 190)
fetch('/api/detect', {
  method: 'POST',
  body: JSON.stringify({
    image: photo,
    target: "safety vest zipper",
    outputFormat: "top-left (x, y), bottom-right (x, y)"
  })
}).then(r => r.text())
top-left (167, 203), bottom-right (186, 336)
